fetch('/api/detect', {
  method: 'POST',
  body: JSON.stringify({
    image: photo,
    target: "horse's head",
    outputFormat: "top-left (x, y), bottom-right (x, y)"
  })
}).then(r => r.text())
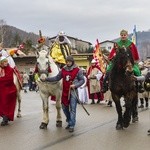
top-left (34, 44), bottom-right (59, 81)
top-left (35, 48), bottom-right (52, 80)
top-left (113, 47), bottom-right (134, 76)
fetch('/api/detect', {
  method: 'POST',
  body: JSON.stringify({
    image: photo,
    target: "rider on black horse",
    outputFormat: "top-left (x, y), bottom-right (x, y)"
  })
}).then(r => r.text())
top-left (102, 29), bottom-right (144, 93)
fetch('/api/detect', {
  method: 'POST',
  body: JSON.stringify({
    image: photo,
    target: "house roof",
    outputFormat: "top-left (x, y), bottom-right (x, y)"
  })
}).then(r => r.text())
top-left (100, 40), bottom-right (115, 44)
top-left (49, 35), bottom-right (92, 45)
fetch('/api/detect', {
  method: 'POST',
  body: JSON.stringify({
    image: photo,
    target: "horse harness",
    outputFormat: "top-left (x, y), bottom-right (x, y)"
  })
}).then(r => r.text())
top-left (35, 60), bottom-right (52, 77)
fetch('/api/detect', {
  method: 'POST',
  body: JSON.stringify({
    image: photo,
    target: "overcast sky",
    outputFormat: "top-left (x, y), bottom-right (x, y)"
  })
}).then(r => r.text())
top-left (0, 0), bottom-right (150, 44)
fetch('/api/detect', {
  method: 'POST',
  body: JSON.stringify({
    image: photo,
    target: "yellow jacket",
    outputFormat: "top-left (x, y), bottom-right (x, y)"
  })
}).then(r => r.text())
top-left (50, 42), bottom-right (71, 64)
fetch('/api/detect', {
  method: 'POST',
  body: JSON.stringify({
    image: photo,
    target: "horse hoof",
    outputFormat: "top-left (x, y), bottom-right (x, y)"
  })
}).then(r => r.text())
top-left (17, 114), bottom-right (22, 118)
top-left (123, 122), bottom-right (130, 128)
top-left (132, 116), bottom-right (139, 123)
top-left (56, 121), bottom-right (62, 127)
top-left (1, 121), bottom-right (9, 126)
top-left (148, 129), bottom-right (150, 135)
top-left (116, 124), bottom-right (123, 130)
top-left (39, 122), bottom-right (48, 129)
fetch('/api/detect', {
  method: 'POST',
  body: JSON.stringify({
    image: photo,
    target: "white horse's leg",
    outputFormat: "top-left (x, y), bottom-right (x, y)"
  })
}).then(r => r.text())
top-left (55, 91), bottom-right (62, 127)
top-left (16, 91), bottom-right (22, 118)
top-left (39, 92), bottom-right (49, 129)
top-left (14, 74), bottom-right (22, 118)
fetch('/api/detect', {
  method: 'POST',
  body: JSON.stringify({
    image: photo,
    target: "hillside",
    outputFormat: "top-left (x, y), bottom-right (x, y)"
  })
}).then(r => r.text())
top-left (1, 25), bottom-right (150, 60)
top-left (1, 25), bottom-right (49, 48)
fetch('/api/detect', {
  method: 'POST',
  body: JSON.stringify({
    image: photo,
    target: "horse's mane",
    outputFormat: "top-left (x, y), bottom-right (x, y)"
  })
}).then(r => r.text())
top-left (110, 47), bottom-right (134, 79)
top-left (109, 48), bottom-right (134, 93)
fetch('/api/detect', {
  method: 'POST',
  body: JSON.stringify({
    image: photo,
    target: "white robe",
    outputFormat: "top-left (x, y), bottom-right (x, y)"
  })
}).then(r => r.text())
top-left (78, 76), bottom-right (88, 103)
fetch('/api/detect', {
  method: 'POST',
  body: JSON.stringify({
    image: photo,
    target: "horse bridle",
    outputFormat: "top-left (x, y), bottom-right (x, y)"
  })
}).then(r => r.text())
top-left (36, 59), bottom-right (51, 77)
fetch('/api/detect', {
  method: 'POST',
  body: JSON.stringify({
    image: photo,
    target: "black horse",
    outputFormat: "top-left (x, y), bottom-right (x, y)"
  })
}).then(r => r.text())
top-left (109, 47), bottom-right (138, 130)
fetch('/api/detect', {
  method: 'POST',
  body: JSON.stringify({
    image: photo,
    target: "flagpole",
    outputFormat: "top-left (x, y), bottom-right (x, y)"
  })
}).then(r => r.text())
top-left (132, 25), bottom-right (137, 46)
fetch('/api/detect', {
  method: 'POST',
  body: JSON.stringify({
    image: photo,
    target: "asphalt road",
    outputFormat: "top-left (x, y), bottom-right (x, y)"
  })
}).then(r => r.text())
top-left (0, 91), bottom-right (150, 150)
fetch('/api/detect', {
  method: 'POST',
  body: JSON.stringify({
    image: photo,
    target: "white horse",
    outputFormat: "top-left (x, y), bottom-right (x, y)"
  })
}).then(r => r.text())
top-left (35, 45), bottom-right (62, 129)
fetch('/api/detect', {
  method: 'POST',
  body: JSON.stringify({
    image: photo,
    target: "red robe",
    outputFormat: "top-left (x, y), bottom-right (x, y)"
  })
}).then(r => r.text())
top-left (0, 65), bottom-right (17, 121)
top-left (87, 65), bottom-right (104, 100)
top-left (61, 67), bottom-right (79, 106)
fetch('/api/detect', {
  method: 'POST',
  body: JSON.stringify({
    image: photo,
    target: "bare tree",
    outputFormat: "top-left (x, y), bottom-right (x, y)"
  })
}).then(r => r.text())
top-left (0, 19), bottom-right (6, 44)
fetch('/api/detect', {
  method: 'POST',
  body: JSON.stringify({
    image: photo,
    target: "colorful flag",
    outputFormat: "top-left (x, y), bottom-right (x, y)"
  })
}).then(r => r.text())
top-left (132, 25), bottom-right (137, 46)
top-left (93, 39), bottom-right (106, 73)
top-left (18, 43), bottom-right (25, 49)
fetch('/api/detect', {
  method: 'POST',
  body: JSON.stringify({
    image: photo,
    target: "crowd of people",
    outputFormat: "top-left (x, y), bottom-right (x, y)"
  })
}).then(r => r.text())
top-left (0, 29), bottom-right (150, 133)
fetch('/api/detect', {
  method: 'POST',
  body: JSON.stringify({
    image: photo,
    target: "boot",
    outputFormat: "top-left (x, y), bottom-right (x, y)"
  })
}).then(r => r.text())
top-left (107, 100), bottom-right (112, 107)
top-left (138, 98), bottom-right (144, 108)
top-left (97, 92), bottom-right (101, 104)
top-left (1, 116), bottom-right (9, 126)
top-left (91, 99), bottom-right (95, 104)
top-left (97, 99), bottom-right (100, 104)
top-left (145, 97), bottom-right (149, 108)
top-left (69, 127), bottom-right (74, 132)
top-left (101, 72), bottom-right (109, 93)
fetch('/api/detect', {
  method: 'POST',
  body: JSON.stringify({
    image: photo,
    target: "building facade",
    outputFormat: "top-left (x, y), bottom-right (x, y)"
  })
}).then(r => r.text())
top-left (14, 53), bottom-right (94, 73)
top-left (100, 40), bottom-right (115, 52)
top-left (49, 36), bottom-right (93, 53)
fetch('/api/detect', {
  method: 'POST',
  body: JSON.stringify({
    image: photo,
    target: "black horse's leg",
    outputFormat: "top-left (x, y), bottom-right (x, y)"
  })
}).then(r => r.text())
top-left (112, 95), bottom-right (123, 130)
top-left (132, 94), bottom-right (139, 123)
top-left (123, 98), bottom-right (132, 128)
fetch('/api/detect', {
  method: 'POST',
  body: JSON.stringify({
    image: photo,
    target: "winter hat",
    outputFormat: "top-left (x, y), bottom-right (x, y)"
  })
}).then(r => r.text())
top-left (58, 31), bottom-right (66, 36)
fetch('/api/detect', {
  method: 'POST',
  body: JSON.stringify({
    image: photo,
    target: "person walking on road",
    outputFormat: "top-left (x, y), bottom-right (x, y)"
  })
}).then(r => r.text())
top-left (87, 59), bottom-right (103, 104)
top-left (77, 68), bottom-right (89, 104)
top-left (0, 56), bottom-right (17, 126)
